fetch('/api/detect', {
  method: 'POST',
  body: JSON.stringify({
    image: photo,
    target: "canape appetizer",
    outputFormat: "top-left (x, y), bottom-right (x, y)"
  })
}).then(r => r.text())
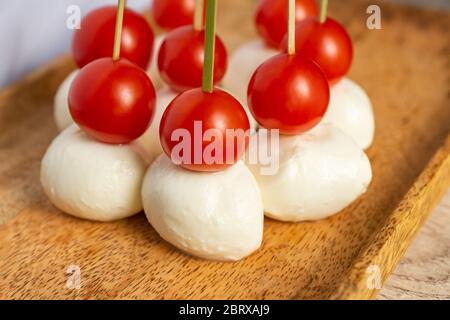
top-left (246, 0), bottom-right (372, 222)
top-left (53, 5), bottom-right (154, 131)
top-left (142, 0), bottom-right (264, 261)
top-left (222, 0), bottom-right (317, 123)
top-left (137, 0), bottom-right (227, 162)
top-left (224, 0), bottom-right (375, 149)
top-left (280, 1), bottom-right (375, 148)
top-left (43, 2), bottom-right (156, 222)
top-left (142, 89), bottom-right (263, 260)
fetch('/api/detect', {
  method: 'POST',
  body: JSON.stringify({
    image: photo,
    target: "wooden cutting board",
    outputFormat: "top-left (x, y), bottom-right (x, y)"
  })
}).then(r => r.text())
top-left (0, 0), bottom-right (449, 299)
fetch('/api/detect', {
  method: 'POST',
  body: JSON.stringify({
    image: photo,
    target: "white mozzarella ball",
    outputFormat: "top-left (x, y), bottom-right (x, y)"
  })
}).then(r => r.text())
top-left (322, 78), bottom-right (375, 149)
top-left (142, 156), bottom-right (264, 261)
top-left (41, 125), bottom-right (146, 222)
top-left (247, 124), bottom-right (372, 222)
top-left (147, 34), bottom-right (165, 90)
top-left (222, 39), bottom-right (278, 128)
top-left (133, 86), bottom-right (178, 163)
top-left (53, 70), bottom-right (78, 131)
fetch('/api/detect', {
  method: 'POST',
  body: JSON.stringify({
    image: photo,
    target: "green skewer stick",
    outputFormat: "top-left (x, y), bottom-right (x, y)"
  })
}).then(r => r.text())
top-left (287, 0), bottom-right (296, 55)
top-left (320, 0), bottom-right (329, 23)
top-left (194, 0), bottom-right (204, 31)
top-left (202, 0), bottom-right (217, 93)
top-left (113, 0), bottom-right (126, 60)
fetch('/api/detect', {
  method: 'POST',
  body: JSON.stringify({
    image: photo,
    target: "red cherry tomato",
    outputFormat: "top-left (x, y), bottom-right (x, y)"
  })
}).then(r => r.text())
top-left (280, 17), bottom-right (353, 83)
top-left (247, 53), bottom-right (329, 134)
top-left (72, 6), bottom-right (154, 69)
top-left (152, 0), bottom-right (197, 30)
top-left (255, 0), bottom-right (318, 48)
top-left (159, 88), bottom-right (250, 172)
top-left (158, 26), bottom-right (228, 92)
top-left (69, 58), bottom-right (156, 144)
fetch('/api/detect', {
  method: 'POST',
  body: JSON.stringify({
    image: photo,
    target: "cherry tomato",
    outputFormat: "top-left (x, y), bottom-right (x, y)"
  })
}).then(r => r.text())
top-left (152, 0), bottom-right (197, 30)
top-left (159, 87), bottom-right (250, 172)
top-left (247, 53), bottom-right (329, 134)
top-left (255, 0), bottom-right (318, 48)
top-left (69, 58), bottom-right (156, 144)
top-left (72, 6), bottom-right (154, 69)
top-left (280, 17), bottom-right (353, 83)
top-left (158, 25), bottom-right (228, 92)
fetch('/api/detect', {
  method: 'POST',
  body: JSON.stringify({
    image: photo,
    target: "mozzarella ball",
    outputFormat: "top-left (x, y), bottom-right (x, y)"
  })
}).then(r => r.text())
top-left (53, 70), bottom-right (78, 131)
top-left (41, 125), bottom-right (146, 222)
top-left (142, 155), bottom-right (264, 261)
top-left (322, 78), bottom-right (375, 149)
top-left (133, 86), bottom-right (178, 163)
top-left (222, 39), bottom-right (278, 127)
top-left (146, 34), bottom-right (165, 90)
top-left (247, 124), bottom-right (372, 222)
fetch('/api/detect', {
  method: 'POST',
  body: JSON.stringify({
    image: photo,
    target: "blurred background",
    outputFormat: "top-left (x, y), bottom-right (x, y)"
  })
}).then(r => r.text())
top-left (0, 0), bottom-right (448, 88)
top-left (0, 0), bottom-right (148, 87)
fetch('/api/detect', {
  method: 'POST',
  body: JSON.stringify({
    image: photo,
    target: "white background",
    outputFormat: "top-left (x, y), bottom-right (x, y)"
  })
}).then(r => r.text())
top-left (0, 0), bottom-right (150, 87)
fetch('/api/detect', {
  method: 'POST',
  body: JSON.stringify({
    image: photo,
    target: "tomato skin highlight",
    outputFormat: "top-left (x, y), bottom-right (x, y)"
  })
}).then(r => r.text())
top-left (159, 88), bottom-right (250, 172)
top-left (69, 58), bottom-right (156, 144)
top-left (152, 0), bottom-right (197, 30)
top-left (280, 17), bottom-right (353, 83)
top-left (72, 6), bottom-right (154, 69)
top-left (157, 26), bottom-right (228, 92)
top-left (255, 0), bottom-right (318, 48)
top-left (247, 53), bottom-right (330, 135)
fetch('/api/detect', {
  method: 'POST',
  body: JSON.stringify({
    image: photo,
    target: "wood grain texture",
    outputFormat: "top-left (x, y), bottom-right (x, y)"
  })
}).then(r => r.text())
top-left (379, 188), bottom-right (450, 300)
top-left (0, 0), bottom-right (449, 299)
